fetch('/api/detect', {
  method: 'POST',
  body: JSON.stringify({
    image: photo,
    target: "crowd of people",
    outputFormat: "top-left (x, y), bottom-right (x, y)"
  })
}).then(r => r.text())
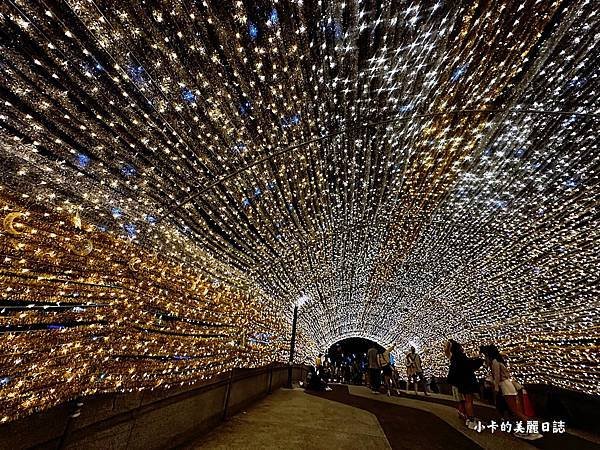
top-left (306, 343), bottom-right (436, 396)
top-left (305, 347), bottom-right (368, 390)
top-left (304, 340), bottom-right (543, 441)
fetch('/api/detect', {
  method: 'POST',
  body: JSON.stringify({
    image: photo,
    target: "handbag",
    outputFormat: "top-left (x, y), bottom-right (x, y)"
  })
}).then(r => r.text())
top-left (520, 388), bottom-right (536, 417)
top-left (511, 379), bottom-right (536, 417)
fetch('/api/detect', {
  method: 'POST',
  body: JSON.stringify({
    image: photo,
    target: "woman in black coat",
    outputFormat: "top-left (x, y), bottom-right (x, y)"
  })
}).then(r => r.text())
top-left (445, 340), bottom-right (483, 429)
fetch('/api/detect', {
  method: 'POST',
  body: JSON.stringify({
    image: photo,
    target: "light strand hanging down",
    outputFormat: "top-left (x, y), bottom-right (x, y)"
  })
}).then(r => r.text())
top-left (0, 0), bottom-right (598, 421)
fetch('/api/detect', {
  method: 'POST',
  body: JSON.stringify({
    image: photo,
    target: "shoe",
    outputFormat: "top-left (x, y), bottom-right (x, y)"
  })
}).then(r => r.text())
top-left (466, 419), bottom-right (476, 430)
top-left (515, 432), bottom-right (543, 440)
top-left (387, 390), bottom-right (391, 397)
top-left (396, 389), bottom-right (401, 395)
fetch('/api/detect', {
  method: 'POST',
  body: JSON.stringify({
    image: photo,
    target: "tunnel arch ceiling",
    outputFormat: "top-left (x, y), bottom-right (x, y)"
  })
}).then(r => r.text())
top-left (0, 0), bottom-right (599, 419)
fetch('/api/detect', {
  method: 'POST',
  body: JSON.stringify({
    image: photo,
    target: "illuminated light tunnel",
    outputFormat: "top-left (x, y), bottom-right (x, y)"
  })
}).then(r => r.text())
top-left (0, 0), bottom-right (598, 429)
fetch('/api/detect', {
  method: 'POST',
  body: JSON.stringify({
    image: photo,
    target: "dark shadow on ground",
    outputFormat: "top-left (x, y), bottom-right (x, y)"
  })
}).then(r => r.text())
top-left (308, 385), bottom-right (482, 450)
top-left (309, 385), bottom-right (600, 450)
top-left (396, 390), bottom-right (599, 450)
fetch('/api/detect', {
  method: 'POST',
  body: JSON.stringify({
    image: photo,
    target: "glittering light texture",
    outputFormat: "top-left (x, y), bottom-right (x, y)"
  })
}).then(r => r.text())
top-left (0, 188), bottom-right (302, 422)
top-left (0, 0), bottom-right (599, 421)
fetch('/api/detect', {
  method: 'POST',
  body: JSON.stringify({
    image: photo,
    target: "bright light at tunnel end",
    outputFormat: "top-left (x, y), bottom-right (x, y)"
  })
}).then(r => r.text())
top-left (296, 294), bottom-right (309, 308)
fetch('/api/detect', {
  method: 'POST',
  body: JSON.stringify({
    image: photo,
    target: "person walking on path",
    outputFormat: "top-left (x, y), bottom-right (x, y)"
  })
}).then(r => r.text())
top-left (378, 344), bottom-right (397, 396)
top-left (444, 340), bottom-right (483, 430)
top-left (367, 345), bottom-right (381, 394)
top-left (406, 346), bottom-right (429, 395)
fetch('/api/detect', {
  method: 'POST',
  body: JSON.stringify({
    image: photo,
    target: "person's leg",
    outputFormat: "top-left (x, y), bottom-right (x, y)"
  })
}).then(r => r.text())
top-left (390, 370), bottom-right (399, 393)
top-left (505, 395), bottom-right (529, 421)
top-left (457, 400), bottom-right (466, 418)
top-left (464, 394), bottom-right (474, 419)
top-left (418, 372), bottom-right (429, 395)
top-left (369, 369), bottom-right (377, 392)
top-left (452, 386), bottom-right (466, 419)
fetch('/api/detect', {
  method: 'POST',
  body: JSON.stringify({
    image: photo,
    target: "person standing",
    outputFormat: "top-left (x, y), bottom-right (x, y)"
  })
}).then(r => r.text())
top-left (444, 340), bottom-right (482, 430)
top-left (406, 346), bottom-right (429, 395)
top-left (367, 344), bottom-right (380, 394)
top-left (378, 344), bottom-right (396, 396)
top-left (480, 345), bottom-right (542, 440)
top-left (351, 358), bottom-right (361, 385)
top-left (315, 353), bottom-right (323, 369)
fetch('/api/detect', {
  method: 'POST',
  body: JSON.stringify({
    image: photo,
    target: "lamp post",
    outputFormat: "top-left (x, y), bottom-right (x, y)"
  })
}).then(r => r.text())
top-left (287, 295), bottom-right (308, 388)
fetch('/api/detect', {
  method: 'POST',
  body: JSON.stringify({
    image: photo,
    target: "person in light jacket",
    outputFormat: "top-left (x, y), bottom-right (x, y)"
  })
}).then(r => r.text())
top-left (406, 346), bottom-right (429, 395)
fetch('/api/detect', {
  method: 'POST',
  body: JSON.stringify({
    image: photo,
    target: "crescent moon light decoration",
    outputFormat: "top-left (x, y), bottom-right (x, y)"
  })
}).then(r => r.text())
top-left (3, 212), bottom-right (26, 236)
top-left (128, 257), bottom-right (142, 272)
top-left (69, 238), bottom-right (94, 257)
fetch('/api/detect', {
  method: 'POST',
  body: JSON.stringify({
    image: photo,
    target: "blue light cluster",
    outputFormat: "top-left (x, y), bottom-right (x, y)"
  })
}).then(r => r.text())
top-left (268, 8), bottom-right (279, 27)
top-left (248, 22), bottom-right (259, 40)
top-left (121, 164), bottom-right (136, 177)
top-left (111, 207), bottom-right (123, 219)
top-left (280, 113), bottom-right (300, 128)
top-left (75, 153), bottom-right (90, 169)
top-left (127, 65), bottom-right (146, 84)
top-left (239, 100), bottom-right (252, 115)
top-left (181, 87), bottom-right (196, 103)
top-left (451, 64), bottom-right (468, 82)
top-left (124, 223), bottom-right (137, 238)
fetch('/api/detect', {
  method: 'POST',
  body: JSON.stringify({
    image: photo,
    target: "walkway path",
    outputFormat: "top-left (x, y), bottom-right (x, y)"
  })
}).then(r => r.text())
top-left (182, 385), bottom-right (600, 450)
top-left (333, 385), bottom-right (599, 450)
top-left (336, 386), bottom-right (530, 450)
top-left (183, 387), bottom-right (390, 449)
top-left (310, 386), bottom-right (483, 450)
top-left (392, 388), bottom-right (600, 447)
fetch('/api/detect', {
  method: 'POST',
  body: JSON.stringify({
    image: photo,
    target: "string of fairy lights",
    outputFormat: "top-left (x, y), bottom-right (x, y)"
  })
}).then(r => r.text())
top-left (0, 187), bottom-right (304, 422)
top-left (0, 0), bottom-right (598, 421)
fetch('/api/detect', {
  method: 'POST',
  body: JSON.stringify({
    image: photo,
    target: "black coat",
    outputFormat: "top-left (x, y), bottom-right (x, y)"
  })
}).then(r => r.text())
top-left (447, 354), bottom-right (483, 394)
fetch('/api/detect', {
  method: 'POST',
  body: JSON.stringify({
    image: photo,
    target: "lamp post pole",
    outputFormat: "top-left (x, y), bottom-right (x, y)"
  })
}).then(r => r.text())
top-left (286, 304), bottom-right (299, 388)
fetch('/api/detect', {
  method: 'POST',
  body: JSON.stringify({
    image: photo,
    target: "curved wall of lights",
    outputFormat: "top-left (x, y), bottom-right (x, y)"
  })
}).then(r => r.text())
top-left (0, 0), bottom-right (598, 422)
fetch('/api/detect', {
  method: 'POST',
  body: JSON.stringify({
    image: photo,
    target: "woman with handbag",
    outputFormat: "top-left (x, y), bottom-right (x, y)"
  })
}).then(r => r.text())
top-left (480, 345), bottom-right (543, 440)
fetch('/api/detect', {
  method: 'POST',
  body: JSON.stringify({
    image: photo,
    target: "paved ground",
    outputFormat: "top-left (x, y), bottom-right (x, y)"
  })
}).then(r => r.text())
top-left (343, 386), bottom-right (531, 450)
top-left (182, 385), bottom-right (600, 450)
top-left (183, 387), bottom-right (390, 449)
top-left (344, 385), bottom-right (599, 450)
top-left (395, 388), bottom-right (600, 446)
top-left (310, 386), bottom-right (483, 450)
